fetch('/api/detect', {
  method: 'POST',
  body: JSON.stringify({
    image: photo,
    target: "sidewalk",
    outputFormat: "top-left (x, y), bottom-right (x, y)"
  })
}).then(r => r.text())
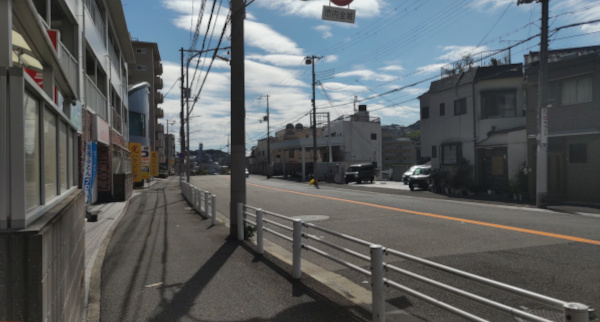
top-left (85, 177), bottom-right (371, 322)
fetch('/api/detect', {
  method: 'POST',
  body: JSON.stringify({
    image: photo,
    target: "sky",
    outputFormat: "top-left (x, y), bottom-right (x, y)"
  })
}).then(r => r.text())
top-left (121, 0), bottom-right (600, 153)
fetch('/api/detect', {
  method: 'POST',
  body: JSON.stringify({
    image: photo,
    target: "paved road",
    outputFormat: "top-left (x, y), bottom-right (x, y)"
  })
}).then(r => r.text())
top-left (191, 175), bottom-right (600, 321)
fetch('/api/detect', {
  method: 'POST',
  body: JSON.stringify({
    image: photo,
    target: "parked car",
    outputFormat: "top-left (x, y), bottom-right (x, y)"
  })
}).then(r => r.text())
top-left (345, 163), bottom-right (375, 184)
top-left (408, 165), bottom-right (432, 191)
top-left (402, 165), bottom-right (421, 185)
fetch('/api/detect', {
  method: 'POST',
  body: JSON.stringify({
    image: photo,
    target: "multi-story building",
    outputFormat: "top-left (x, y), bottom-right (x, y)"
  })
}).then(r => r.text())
top-left (419, 63), bottom-right (527, 193)
top-left (1, 0), bottom-right (133, 320)
top-left (524, 46), bottom-right (600, 204)
top-left (381, 125), bottom-right (417, 175)
top-left (128, 41), bottom-right (164, 157)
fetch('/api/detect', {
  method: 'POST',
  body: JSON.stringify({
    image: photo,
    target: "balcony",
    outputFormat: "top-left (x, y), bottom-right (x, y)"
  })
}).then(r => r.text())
top-left (154, 61), bottom-right (163, 74)
top-left (85, 75), bottom-right (108, 121)
top-left (155, 76), bottom-right (163, 89)
top-left (156, 123), bottom-right (164, 133)
top-left (156, 107), bottom-right (164, 119)
top-left (154, 92), bottom-right (164, 104)
top-left (58, 42), bottom-right (78, 93)
top-left (112, 108), bottom-right (122, 134)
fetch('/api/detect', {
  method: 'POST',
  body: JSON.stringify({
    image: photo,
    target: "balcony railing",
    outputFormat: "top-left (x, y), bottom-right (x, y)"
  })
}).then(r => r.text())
top-left (58, 42), bottom-right (78, 93)
top-left (85, 75), bottom-right (108, 121)
top-left (154, 61), bottom-right (163, 74)
top-left (155, 76), bottom-right (163, 89)
top-left (85, 0), bottom-right (106, 44)
top-left (156, 107), bottom-right (164, 119)
top-left (154, 92), bottom-right (164, 104)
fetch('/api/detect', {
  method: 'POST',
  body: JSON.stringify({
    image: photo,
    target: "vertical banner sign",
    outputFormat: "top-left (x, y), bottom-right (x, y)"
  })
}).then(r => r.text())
top-left (141, 146), bottom-right (150, 180)
top-left (83, 141), bottom-right (97, 204)
top-left (129, 142), bottom-right (142, 182)
top-left (150, 151), bottom-right (159, 177)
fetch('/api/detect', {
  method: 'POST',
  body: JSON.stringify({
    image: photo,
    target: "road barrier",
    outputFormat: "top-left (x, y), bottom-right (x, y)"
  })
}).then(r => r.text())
top-left (237, 203), bottom-right (593, 322)
top-left (181, 181), bottom-right (217, 225)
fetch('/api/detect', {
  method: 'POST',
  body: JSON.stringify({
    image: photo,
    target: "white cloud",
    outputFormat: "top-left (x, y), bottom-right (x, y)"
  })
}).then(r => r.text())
top-left (379, 65), bottom-right (404, 72)
top-left (416, 63), bottom-right (447, 75)
top-left (246, 54), bottom-right (308, 66)
top-left (315, 25), bottom-right (333, 39)
top-left (334, 69), bottom-right (396, 82)
top-left (246, 20), bottom-right (304, 54)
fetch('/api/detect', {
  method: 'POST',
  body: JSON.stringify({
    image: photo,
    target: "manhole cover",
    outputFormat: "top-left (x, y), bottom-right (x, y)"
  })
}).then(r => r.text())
top-left (291, 215), bottom-right (329, 222)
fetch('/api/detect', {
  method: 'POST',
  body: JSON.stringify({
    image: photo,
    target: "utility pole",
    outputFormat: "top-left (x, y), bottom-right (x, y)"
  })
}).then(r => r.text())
top-left (517, 0), bottom-right (548, 208)
top-left (305, 55), bottom-right (322, 184)
top-left (260, 95), bottom-right (271, 178)
top-left (180, 47), bottom-right (230, 182)
top-left (179, 49), bottom-right (185, 180)
top-left (230, 0), bottom-right (246, 237)
top-left (166, 120), bottom-right (176, 174)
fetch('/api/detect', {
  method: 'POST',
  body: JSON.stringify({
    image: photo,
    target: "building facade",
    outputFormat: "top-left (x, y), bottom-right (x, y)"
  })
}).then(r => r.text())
top-left (419, 64), bottom-right (527, 193)
top-left (1, 0), bottom-right (133, 320)
top-left (524, 47), bottom-right (600, 204)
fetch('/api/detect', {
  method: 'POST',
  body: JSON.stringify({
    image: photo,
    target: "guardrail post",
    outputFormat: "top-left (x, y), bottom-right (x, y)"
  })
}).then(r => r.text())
top-left (370, 245), bottom-right (385, 322)
top-left (196, 189), bottom-right (201, 211)
top-left (292, 219), bottom-right (303, 279)
top-left (205, 192), bottom-right (210, 216)
top-left (237, 203), bottom-right (244, 241)
top-left (564, 303), bottom-right (590, 322)
top-left (193, 188), bottom-right (197, 210)
top-left (256, 209), bottom-right (264, 255)
top-left (211, 195), bottom-right (217, 225)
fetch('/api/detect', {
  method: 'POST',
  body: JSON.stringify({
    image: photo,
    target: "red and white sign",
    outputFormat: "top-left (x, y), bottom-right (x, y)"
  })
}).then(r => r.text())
top-left (331, 0), bottom-right (353, 6)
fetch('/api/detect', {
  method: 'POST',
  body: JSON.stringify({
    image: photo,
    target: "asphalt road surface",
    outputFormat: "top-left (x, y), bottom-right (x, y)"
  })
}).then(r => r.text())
top-left (191, 174), bottom-right (600, 321)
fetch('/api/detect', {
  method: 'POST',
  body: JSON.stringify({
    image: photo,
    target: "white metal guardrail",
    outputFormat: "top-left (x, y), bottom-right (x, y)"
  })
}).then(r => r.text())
top-left (237, 203), bottom-right (593, 322)
top-left (181, 181), bottom-right (217, 225)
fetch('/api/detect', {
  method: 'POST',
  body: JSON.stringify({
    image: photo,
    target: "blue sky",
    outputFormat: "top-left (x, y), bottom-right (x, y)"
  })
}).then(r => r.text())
top-left (122, 0), bottom-right (600, 152)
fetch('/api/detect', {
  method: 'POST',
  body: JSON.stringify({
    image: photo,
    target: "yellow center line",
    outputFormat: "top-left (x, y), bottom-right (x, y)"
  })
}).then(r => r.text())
top-left (248, 182), bottom-right (600, 246)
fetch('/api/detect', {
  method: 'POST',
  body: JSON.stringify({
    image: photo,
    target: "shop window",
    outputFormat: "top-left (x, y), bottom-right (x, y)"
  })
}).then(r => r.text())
top-left (24, 93), bottom-right (41, 211)
top-left (44, 108), bottom-right (58, 201)
top-left (569, 143), bottom-right (587, 163)
top-left (454, 98), bottom-right (467, 115)
top-left (481, 90), bottom-right (517, 119)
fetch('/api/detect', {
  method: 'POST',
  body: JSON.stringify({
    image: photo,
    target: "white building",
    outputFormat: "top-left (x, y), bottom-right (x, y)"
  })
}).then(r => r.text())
top-left (419, 64), bottom-right (527, 193)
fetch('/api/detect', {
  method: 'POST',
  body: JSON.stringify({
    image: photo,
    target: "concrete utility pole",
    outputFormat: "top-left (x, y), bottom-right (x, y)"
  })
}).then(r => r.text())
top-left (230, 0), bottom-right (246, 238)
top-left (180, 49), bottom-right (185, 180)
top-left (261, 95), bottom-right (271, 178)
top-left (517, 0), bottom-right (549, 208)
top-left (305, 55), bottom-right (322, 183)
top-left (166, 120), bottom-right (176, 174)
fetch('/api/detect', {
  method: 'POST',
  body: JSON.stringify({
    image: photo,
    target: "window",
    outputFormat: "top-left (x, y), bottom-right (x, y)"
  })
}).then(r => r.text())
top-left (562, 76), bottom-right (592, 105)
top-left (432, 145), bottom-right (437, 158)
top-left (136, 48), bottom-right (147, 54)
top-left (136, 64), bottom-right (147, 71)
top-left (569, 143), bottom-right (587, 163)
top-left (44, 108), bottom-right (57, 201)
top-left (421, 106), bottom-right (429, 119)
top-left (24, 93), bottom-right (40, 211)
top-left (481, 90), bottom-right (517, 119)
top-left (442, 143), bottom-right (462, 165)
top-left (440, 103), bottom-right (445, 116)
top-left (129, 111), bottom-right (145, 136)
top-left (454, 98), bottom-right (467, 115)
top-left (371, 133), bottom-right (377, 140)
top-left (59, 122), bottom-right (68, 192)
top-left (289, 149), bottom-right (294, 158)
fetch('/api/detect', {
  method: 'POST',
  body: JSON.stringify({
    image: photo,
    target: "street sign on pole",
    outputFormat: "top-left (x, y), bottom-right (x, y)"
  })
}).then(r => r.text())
top-left (322, 6), bottom-right (356, 24)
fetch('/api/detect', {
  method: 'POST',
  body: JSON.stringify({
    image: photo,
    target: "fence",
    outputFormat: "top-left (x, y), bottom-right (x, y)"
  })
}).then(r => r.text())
top-left (237, 203), bottom-right (592, 322)
top-left (181, 181), bottom-right (217, 225)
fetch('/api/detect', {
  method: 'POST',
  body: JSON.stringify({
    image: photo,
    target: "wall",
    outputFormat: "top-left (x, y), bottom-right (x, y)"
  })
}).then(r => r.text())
top-left (0, 190), bottom-right (85, 322)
